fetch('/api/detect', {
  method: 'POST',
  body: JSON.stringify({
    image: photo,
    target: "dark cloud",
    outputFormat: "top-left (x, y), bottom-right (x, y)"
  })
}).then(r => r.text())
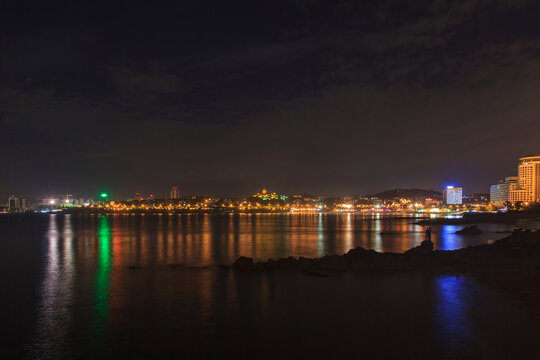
top-left (1, 0), bottom-right (540, 199)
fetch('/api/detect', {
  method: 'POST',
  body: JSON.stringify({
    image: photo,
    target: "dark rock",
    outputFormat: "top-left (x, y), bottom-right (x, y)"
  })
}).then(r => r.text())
top-left (303, 271), bottom-right (330, 278)
top-left (403, 240), bottom-right (436, 268)
top-left (275, 257), bottom-right (298, 270)
top-left (298, 257), bottom-right (317, 271)
top-left (232, 256), bottom-right (254, 270)
top-left (455, 225), bottom-right (483, 235)
top-left (265, 258), bottom-right (276, 270)
top-left (229, 231), bottom-right (540, 275)
top-left (253, 262), bottom-right (265, 272)
top-left (405, 240), bottom-right (434, 256)
top-left (345, 247), bottom-right (380, 269)
top-left (319, 255), bottom-right (349, 271)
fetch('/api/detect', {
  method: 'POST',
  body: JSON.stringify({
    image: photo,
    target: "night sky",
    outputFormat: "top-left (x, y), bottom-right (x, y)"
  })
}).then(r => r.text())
top-left (2, 0), bottom-right (540, 199)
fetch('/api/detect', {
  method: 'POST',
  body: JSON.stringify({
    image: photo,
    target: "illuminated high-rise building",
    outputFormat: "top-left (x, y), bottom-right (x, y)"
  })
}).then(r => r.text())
top-left (170, 186), bottom-right (180, 199)
top-left (516, 155), bottom-right (540, 202)
top-left (442, 186), bottom-right (462, 205)
top-left (507, 155), bottom-right (540, 203)
top-left (490, 176), bottom-right (518, 204)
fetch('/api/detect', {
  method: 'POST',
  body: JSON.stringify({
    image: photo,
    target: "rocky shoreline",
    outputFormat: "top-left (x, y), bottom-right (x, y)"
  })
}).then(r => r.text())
top-left (229, 230), bottom-right (540, 316)
top-left (231, 230), bottom-right (540, 272)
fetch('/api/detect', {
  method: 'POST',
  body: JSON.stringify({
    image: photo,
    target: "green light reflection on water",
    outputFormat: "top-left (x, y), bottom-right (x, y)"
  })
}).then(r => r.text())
top-left (94, 215), bottom-right (111, 332)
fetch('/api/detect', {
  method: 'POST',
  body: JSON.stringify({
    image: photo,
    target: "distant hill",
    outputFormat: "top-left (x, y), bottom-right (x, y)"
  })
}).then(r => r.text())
top-left (371, 188), bottom-right (441, 200)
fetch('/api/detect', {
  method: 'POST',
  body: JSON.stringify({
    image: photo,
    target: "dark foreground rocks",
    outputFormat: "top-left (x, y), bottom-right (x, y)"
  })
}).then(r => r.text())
top-left (230, 230), bottom-right (540, 314)
top-left (231, 231), bottom-right (540, 273)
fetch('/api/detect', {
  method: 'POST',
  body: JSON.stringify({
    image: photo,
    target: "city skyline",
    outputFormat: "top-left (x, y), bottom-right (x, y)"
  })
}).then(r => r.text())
top-left (8, 153), bottom-right (540, 207)
top-left (4, 152), bottom-right (539, 202)
top-left (4, 185), bottom-right (461, 203)
top-left (0, 160), bottom-right (501, 200)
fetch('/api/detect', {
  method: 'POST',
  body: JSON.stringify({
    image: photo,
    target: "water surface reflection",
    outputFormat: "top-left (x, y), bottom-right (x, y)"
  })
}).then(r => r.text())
top-left (57, 214), bottom-right (514, 267)
top-left (34, 215), bottom-right (75, 358)
top-left (2, 214), bottom-right (531, 359)
top-left (94, 216), bottom-right (111, 333)
top-left (433, 275), bottom-right (540, 359)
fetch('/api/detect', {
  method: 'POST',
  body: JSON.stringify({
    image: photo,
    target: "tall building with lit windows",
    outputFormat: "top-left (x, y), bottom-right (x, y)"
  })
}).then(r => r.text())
top-left (510, 155), bottom-right (540, 203)
top-left (8, 195), bottom-right (27, 212)
top-left (490, 176), bottom-right (518, 204)
top-left (443, 186), bottom-right (462, 205)
top-left (8, 195), bottom-right (20, 210)
top-left (170, 186), bottom-right (180, 199)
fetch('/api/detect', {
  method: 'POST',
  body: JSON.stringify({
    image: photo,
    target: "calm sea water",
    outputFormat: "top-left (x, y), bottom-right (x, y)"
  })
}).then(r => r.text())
top-left (1, 214), bottom-right (538, 359)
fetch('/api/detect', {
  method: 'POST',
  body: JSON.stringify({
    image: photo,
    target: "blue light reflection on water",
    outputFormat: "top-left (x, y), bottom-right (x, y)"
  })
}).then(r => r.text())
top-left (435, 225), bottom-right (463, 250)
top-left (432, 274), bottom-right (540, 359)
top-left (434, 275), bottom-right (472, 352)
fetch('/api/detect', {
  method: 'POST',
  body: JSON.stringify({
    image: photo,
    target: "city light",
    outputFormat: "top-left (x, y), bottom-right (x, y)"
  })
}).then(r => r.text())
top-left (5, 154), bottom-right (539, 215)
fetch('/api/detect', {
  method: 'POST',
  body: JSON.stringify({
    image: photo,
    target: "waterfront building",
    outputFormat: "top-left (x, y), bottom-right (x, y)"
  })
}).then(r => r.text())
top-left (508, 155), bottom-right (540, 203)
top-left (490, 176), bottom-right (518, 204)
top-left (253, 188), bottom-right (288, 201)
top-left (7, 195), bottom-right (26, 212)
top-left (424, 198), bottom-right (439, 207)
top-left (517, 155), bottom-right (540, 202)
top-left (8, 195), bottom-right (20, 210)
top-left (509, 187), bottom-right (529, 203)
top-left (40, 194), bottom-right (76, 208)
top-left (463, 193), bottom-right (489, 204)
top-left (170, 186), bottom-right (180, 199)
top-left (442, 186), bottom-right (462, 205)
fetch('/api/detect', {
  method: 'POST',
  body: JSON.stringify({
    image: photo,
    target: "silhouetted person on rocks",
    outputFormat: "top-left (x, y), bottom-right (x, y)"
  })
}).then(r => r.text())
top-left (425, 226), bottom-right (432, 241)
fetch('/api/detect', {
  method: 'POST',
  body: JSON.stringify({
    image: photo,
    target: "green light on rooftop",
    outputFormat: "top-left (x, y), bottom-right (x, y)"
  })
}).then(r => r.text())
top-left (100, 193), bottom-right (108, 198)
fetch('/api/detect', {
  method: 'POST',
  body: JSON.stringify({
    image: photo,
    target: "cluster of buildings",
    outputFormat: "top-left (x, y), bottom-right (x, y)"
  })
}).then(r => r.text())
top-left (7, 195), bottom-right (28, 212)
top-left (2, 194), bottom-right (94, 213)
top-left (3, 156), bottom-right (539, 214)
top-left (253, 188), bottom-right (288, 201)
top-left (85, 188), bottom-right (476, 214)
top-left (490, 155), bottom-right (540, 206)
top-left (170, 186), bottom-right (180, 199)
top-left (0, 185), bottom-right (489, 214)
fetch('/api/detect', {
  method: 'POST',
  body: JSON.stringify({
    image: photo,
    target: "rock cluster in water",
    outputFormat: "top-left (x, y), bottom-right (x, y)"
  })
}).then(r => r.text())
top-left (455, 225), bottom-right (483, 235)
top-left (230, 230), bottom-right (540, 273)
